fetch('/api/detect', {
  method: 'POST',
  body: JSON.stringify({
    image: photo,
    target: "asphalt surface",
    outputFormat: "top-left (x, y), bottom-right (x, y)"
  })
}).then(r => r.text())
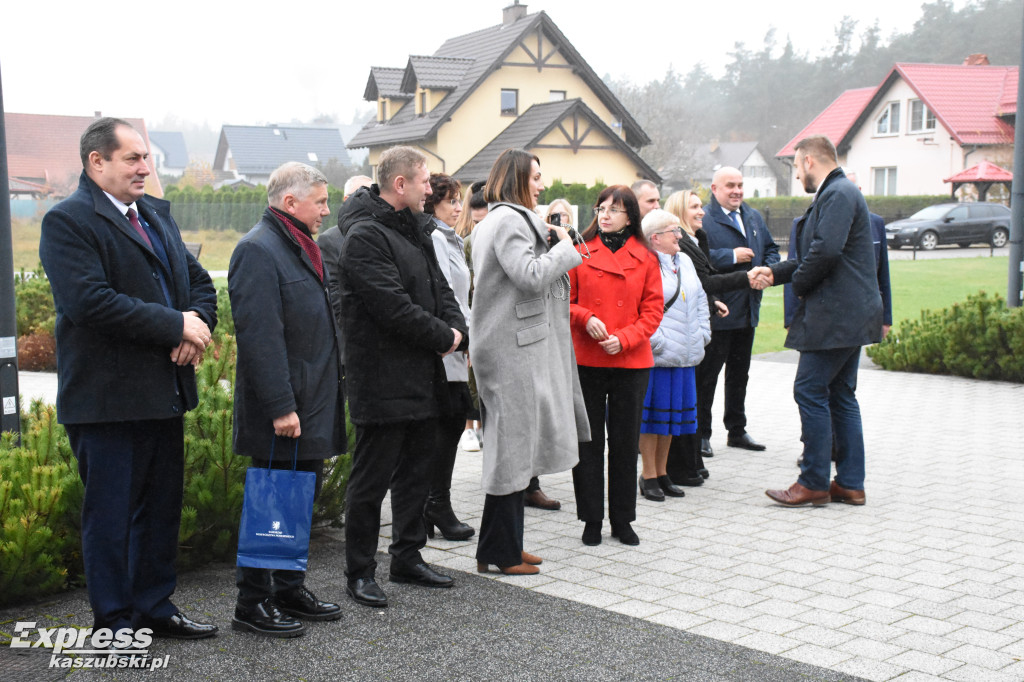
top-left (0, 530), bottom-right (862, 682)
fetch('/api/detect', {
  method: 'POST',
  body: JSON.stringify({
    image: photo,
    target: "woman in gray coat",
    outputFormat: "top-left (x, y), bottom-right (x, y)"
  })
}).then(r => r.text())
top-left (470, 149), bottom-right (590, 575)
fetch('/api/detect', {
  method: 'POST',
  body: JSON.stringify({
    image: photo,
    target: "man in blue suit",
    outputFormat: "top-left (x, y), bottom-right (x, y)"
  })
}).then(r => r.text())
top-left (699, 167), bottom-right (779, 455)
top-left (757, 135), bottom-right (882, 507)
top-left (39, 118), bottom-right (219, 643)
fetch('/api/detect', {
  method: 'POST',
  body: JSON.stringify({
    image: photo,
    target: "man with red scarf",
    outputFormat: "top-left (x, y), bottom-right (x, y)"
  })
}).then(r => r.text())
top-left (228, 162), bottom-right (346, 637)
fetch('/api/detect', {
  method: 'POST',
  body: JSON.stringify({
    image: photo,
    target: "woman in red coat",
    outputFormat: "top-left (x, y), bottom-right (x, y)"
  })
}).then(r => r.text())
top-left (569, 185), bottom-right (663, 546)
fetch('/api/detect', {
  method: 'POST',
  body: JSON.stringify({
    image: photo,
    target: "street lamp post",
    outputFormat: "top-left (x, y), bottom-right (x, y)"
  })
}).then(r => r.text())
top-left (1009, 6), bottom-right (1024, 307)
top-left (0, 61), bottom-right (23, 438)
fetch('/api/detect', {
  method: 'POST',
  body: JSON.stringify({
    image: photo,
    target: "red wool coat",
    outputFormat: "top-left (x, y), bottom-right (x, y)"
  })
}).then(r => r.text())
top-left (569, 234), bottom-right (664, 368)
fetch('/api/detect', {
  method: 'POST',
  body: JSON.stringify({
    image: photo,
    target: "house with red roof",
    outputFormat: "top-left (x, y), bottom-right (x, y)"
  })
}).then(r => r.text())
top-left (777, 55), bottom-right (1016, 197)
top-left (5, 112), bottom-right (162, 199)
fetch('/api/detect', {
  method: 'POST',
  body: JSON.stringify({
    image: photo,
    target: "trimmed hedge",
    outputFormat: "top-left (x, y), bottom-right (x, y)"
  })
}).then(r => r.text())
top-left (867, 292), bottom-right (1024, 382)
top-left (163, 184), bottom-right (347, 233)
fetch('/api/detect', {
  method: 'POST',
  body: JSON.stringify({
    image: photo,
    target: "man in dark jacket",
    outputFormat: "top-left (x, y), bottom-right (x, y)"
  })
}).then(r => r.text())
top-left (39, 117), bottom-right (218, 643)
top-left (699, 167), bottom-right (780, 455)
top-left (318, 175), bottom-right (373, 338)
top-left (341, 146), bottom-right (467, 608)
top-left (229, 162), bottom-right (345, 636)
top-left (758, 136), bottom-right (882, 507)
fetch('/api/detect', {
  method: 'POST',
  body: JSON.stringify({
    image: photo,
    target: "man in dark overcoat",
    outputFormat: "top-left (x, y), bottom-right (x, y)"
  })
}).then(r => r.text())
top-left (228, 162), bottom-right (345, 636)
top-left (340, 146), bottom-right (467, 608)
top-left (39, 117), bottom-right (218, 642)
top-left (700, 166), bottom-right (780, 455)
top-left (758, 135), bottom-right (882, 507)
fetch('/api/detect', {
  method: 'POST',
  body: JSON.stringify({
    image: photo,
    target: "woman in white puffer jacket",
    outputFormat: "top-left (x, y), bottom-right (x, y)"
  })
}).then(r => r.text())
top-left (637, 209), bottom-right (711, 502)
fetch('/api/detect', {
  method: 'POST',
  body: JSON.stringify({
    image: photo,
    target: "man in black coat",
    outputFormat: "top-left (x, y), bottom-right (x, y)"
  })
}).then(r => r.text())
top-left (228, 162), bottom-right (346, 636)
top-left (341, 146), bottom-right (467, 608)
top-left (700, 167), bottom-right (780, 455)
top-left (757, 136), bottom-right (882, 507)
top-left (39, 118), bottom-right (218, 643)
top-left (318, 174), bottom-right (373, 338)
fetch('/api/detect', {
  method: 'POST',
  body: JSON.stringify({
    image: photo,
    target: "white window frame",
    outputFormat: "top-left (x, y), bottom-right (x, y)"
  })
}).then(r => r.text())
top-left (872, 167), bottom-right (897, 196)
top-left (875, 101), bottom-right (900, 136)
top-left (909, 99), bottom-right (936, 133)
top-left (500, 89), bottom-right (518, 116)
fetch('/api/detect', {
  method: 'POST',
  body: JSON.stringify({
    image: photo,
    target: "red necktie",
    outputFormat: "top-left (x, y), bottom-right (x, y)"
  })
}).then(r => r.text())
top-left (127, 208), bottom-right (153, 249)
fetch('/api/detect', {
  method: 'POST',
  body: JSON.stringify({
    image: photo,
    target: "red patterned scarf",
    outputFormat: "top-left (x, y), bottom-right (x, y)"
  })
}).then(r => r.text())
top-left (270, 207), bottom-right (323, 281)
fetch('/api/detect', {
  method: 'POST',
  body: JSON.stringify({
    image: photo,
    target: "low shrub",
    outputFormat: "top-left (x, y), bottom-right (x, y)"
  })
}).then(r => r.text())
top-left (17, 332), bottom-right (56, 372)
top-left (867, 292), bottom-right (1024, 382)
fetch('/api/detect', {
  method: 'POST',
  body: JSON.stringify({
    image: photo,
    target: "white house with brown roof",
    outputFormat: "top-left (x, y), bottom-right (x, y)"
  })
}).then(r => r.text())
top-left (348, 2), bottom-right (659, 186)
top-left (777, 56), bottom-right (1016, 197)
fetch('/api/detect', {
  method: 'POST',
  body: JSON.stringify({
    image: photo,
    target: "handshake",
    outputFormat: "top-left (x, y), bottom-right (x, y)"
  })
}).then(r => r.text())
top-left (747, 266), bottom-right (774, 291)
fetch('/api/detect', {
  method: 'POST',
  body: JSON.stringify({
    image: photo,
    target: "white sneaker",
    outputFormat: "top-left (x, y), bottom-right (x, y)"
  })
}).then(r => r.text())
top-left (459, 429), bottom-right (481, 452)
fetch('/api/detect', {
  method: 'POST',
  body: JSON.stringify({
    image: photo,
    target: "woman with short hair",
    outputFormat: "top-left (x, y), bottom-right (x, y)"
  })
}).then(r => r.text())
top-left (637, 209), bottom-right (710, 501)
top-left (423, 172), bottom-right (475, 541)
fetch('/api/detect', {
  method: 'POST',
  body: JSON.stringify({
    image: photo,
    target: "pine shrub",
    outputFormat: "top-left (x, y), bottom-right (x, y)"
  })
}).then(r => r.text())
top-left (867, 292), bottom-right (1024, 382)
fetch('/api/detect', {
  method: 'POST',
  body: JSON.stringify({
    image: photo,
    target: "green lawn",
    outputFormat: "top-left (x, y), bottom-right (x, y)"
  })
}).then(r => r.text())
top-left (752, 256), bottom-right (1012, 354)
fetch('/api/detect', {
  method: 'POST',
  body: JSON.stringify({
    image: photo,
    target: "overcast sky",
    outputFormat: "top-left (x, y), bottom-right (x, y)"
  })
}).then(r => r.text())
top-left (2, 0), bottom-right (946, 130)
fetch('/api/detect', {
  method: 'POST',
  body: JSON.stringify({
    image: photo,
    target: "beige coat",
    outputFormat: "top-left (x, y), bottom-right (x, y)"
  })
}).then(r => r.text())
top-left (470, 203), bottom-right (591, 496)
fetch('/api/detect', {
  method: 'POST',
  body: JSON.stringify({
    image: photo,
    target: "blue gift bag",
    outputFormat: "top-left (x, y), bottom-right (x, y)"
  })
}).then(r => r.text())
top-left (236, 438), bottom-right (316, 571)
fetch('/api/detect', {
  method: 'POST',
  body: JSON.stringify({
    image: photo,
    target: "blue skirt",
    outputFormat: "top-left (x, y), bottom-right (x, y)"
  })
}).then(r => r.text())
top-left (640, 366), bottom-right (697, 436)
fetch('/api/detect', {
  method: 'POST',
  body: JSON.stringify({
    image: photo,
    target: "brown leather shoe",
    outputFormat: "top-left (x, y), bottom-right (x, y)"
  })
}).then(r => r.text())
top-left (477, 561), bottom-right (540, 575)
top-left (829, 480), bottom-right (866, 505)
top-left (521, 551), bottom-right (543, 565)
top-left (525, 489), bottom-right (561, 510)
top-left (765, 482), bottom-right (830, 507)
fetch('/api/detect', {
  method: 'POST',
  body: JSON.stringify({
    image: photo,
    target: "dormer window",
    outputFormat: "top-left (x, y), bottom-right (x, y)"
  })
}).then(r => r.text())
top-left (876, 101), bottom-right (900, 135)
top-left (420, 91), bottom-right (428, 116)
top-left (379, 100), bottom-right (388, 122)
top-left (909, 99), bottom-right (936, 132)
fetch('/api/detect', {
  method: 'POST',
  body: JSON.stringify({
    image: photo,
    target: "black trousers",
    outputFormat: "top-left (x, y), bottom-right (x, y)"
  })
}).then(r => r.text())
top-left (475, 490), bottom-right (526, 568)
top-left (666, 432), bottom-right (703, 481)
top-left (697, 326), bottom-right (755, 440)
top-left (65, 418), bottom-right (185, 631)
top-left (236, 456), bottom-right (324, 607)
top-left (572, 366), bottom-right (649, 525)
top-left (345, 419), bottom-right (438, 580)
top-left (429, 383), bottom-right (471, 498)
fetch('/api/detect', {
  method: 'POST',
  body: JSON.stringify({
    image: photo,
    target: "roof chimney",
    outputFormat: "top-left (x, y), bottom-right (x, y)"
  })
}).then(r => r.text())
top-left (963, 54), bottom-right (990, 66)
top-left (503, 0), bottom-right (527, 25)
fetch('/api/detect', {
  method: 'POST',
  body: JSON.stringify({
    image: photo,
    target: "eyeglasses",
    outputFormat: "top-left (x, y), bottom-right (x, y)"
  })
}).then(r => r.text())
top-left (655, 227), bottom-right (683, 237)
top-left (593, 206), bottom-right (626, 216)
top-left (449, 198), bottom-right (463, 207)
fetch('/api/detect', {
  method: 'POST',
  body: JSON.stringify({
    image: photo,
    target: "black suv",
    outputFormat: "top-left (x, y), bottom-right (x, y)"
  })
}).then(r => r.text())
top-left (886, 203), bottom-right (1010, 250)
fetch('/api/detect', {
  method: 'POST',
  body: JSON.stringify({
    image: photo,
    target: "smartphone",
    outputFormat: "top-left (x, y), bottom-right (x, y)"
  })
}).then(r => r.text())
top-left (549, 213), bottom-right (561, 227)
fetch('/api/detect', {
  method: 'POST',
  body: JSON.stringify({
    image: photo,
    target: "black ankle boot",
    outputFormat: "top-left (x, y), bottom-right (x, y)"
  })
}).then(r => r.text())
top-left (424, 494), bottom-right (474, 541)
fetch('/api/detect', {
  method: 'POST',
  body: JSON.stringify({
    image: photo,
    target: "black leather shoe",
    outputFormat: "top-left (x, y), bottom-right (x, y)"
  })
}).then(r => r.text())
top-left (727, 433), bottom-right (766, 451)
top-left (610, 522), bottom-right (640, 546)
top-left (144, 612), bottom-right (218, 640)
top-left (667, 473), bottom-right (703, 488)
top-left (231, 599), bottom-right (305, 638)
top-left (700, 438), bottom-right (714, 457)
top-left (658, 475), bottom-right (688, 496)
top-left (582, 522), bottom-right (602, 546)
top-left (639, 475), bottom-right (665, 501)
top-left (389, 562), bottom-right (454, 588)
top-left (698, 467), bottom-right (710, 479)
top-left (347, 577), bottom-right (388, 607)
top-left (275, 586), bottom-right (342, 621)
